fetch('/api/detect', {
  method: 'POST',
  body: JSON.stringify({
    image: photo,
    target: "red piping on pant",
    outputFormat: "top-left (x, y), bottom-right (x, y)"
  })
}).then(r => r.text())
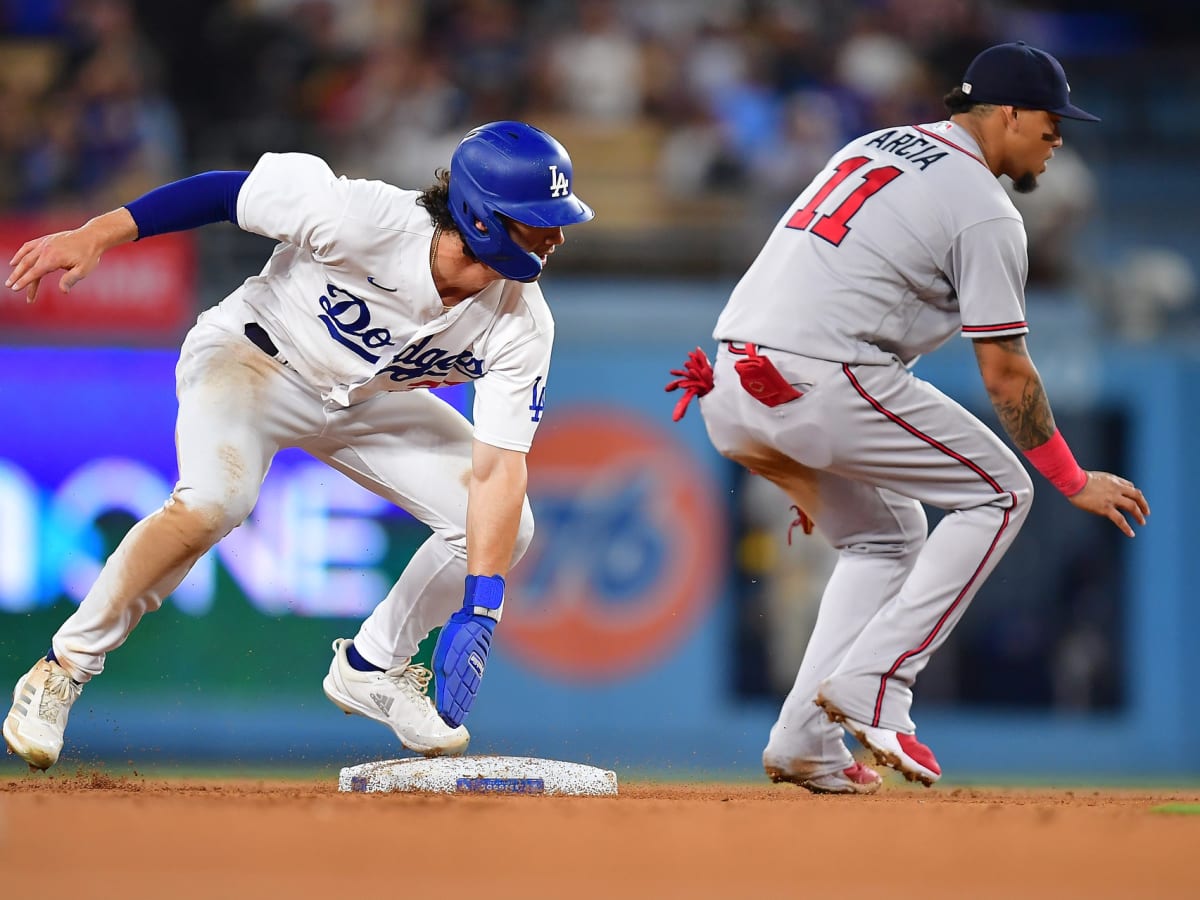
top-left (840, 364), bottom-right (1018, 727)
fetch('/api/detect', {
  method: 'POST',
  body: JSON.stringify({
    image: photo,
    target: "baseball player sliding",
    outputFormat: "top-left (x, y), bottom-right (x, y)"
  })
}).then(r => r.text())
top-left (3, 121), bottom-right (593, 770)
top-left (667, 42), bottom-right (1149, 793)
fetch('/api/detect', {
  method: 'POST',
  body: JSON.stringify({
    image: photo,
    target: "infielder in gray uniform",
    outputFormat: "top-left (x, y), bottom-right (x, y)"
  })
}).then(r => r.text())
top-left (667, 42), bottom-right (1149, 793)
top-left (3, 121), bottom-right (593, 770)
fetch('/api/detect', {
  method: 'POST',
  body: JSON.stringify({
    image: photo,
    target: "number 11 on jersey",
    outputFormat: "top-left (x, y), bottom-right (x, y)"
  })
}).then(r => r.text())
top-left (786, 156), bottom-right (902, 247)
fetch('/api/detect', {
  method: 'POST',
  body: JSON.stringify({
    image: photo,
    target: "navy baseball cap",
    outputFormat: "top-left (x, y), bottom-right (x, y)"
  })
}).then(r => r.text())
top-left (961, 41), bottom-right (1100, 122)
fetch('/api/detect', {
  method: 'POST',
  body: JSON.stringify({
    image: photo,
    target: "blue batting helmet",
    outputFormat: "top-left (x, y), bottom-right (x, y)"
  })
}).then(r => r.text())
top-left (448, 121), bottom-right (594, 282)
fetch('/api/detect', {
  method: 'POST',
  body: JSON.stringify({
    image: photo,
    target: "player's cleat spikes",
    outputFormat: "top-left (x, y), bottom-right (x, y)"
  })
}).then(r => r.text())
top-left (322, 638), bottom-right (469, 757)
top-left (3, 657), bottom-right (83, 770)
top-left (815, 693), bottom-right (941, 787)
top-left (766, 760), bottom-right (883, 795)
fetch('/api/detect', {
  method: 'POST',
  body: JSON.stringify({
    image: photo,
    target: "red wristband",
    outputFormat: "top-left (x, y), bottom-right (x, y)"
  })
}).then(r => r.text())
top-left (1022, 429), bottom-right (1088, 496)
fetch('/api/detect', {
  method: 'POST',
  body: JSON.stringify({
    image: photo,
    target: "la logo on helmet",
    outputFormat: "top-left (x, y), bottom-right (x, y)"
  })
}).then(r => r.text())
top-left (549, 165), bottom-right (569, 198)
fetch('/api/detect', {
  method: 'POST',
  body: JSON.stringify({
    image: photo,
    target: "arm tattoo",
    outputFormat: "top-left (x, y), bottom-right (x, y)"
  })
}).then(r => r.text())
top-left (985, 335), bottom-right (1028, 358)
top-left (980, 336), bottom-right (1056, 450)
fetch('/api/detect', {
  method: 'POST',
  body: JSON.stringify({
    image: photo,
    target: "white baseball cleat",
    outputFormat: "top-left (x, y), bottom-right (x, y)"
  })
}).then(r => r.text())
top-left (3, 657), bottom-right (83, 770)
top-left (322, 638), bottom-right (469, 758)
top-left (816, 693), bottom-right (942, 786)
top-left (766, 760), bottom-right (883, 795)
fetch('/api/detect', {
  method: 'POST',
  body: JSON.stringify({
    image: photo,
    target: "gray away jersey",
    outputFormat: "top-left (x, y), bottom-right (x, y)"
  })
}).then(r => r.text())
top-left (714, 120), bottom-right (1030, 366)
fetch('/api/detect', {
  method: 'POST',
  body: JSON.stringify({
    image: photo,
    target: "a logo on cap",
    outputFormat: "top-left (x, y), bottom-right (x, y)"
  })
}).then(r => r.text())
top-left (549, 164), bottom-right (569, 198)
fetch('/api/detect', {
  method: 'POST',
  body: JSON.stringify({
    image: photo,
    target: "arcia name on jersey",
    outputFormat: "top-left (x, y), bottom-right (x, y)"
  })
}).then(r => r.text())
top-left (864, 129), bottom-right (949, 170)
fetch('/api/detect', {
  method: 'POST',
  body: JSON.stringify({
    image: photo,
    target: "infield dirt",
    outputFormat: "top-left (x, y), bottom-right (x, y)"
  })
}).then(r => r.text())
top-left (1, 770), bottom-right (1195, 898)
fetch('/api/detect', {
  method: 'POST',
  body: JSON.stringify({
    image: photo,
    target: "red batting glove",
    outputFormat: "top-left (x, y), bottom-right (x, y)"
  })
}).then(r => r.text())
top-left (665, 347), bottom-right (715, 422)
top-left (787, 504), bottom-right (814, 543)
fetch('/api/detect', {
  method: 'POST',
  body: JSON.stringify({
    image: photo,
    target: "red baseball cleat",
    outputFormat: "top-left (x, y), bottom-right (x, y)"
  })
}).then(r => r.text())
top-left (766, 759), bottom-right (883, 795)
top-left (816, 693), bottom-right (942, 786)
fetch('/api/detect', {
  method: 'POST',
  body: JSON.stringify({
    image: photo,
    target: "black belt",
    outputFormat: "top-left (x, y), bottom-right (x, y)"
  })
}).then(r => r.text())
top-left (244, 322), bottom-right (281, 358)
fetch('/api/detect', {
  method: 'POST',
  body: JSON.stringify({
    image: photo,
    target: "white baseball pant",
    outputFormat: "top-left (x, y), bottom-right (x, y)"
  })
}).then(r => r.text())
top-left (50, 316), bottom-right (534, 682)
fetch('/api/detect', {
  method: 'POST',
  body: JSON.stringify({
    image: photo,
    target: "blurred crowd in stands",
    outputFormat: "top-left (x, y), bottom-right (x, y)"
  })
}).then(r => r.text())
top-left (1, 0), bottom-right (1198, 330)
top-left (0, 0), bottom-right (994, 209)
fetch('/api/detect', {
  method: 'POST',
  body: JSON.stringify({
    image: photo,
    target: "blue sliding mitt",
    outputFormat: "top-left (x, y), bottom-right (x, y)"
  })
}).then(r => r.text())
top-left (433, 574), bottom-right (504, 728)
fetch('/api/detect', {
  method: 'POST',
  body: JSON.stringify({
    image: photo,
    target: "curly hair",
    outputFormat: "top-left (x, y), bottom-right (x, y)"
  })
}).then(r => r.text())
top-left (417, 168), bottom-right (485, 263)
top-left (943, 85), bottom-right (996, 116)
top-left (417, 168), bottom-right (457, 231)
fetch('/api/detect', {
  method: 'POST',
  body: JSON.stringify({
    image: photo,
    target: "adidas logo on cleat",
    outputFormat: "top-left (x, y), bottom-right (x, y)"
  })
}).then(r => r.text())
top-left (322, 639), bottom-right (470, 757)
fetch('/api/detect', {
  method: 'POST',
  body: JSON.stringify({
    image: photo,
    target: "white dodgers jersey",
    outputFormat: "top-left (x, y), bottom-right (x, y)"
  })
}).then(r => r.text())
top-left (714, 121), bottom-right (1031, 365)
top-left (203, 152), bottom-right (553, 453)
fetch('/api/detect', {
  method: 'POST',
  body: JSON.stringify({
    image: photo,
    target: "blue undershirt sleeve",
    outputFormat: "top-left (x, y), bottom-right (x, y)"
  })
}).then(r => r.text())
top-left (124, 170), bottom-right (250, 240)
